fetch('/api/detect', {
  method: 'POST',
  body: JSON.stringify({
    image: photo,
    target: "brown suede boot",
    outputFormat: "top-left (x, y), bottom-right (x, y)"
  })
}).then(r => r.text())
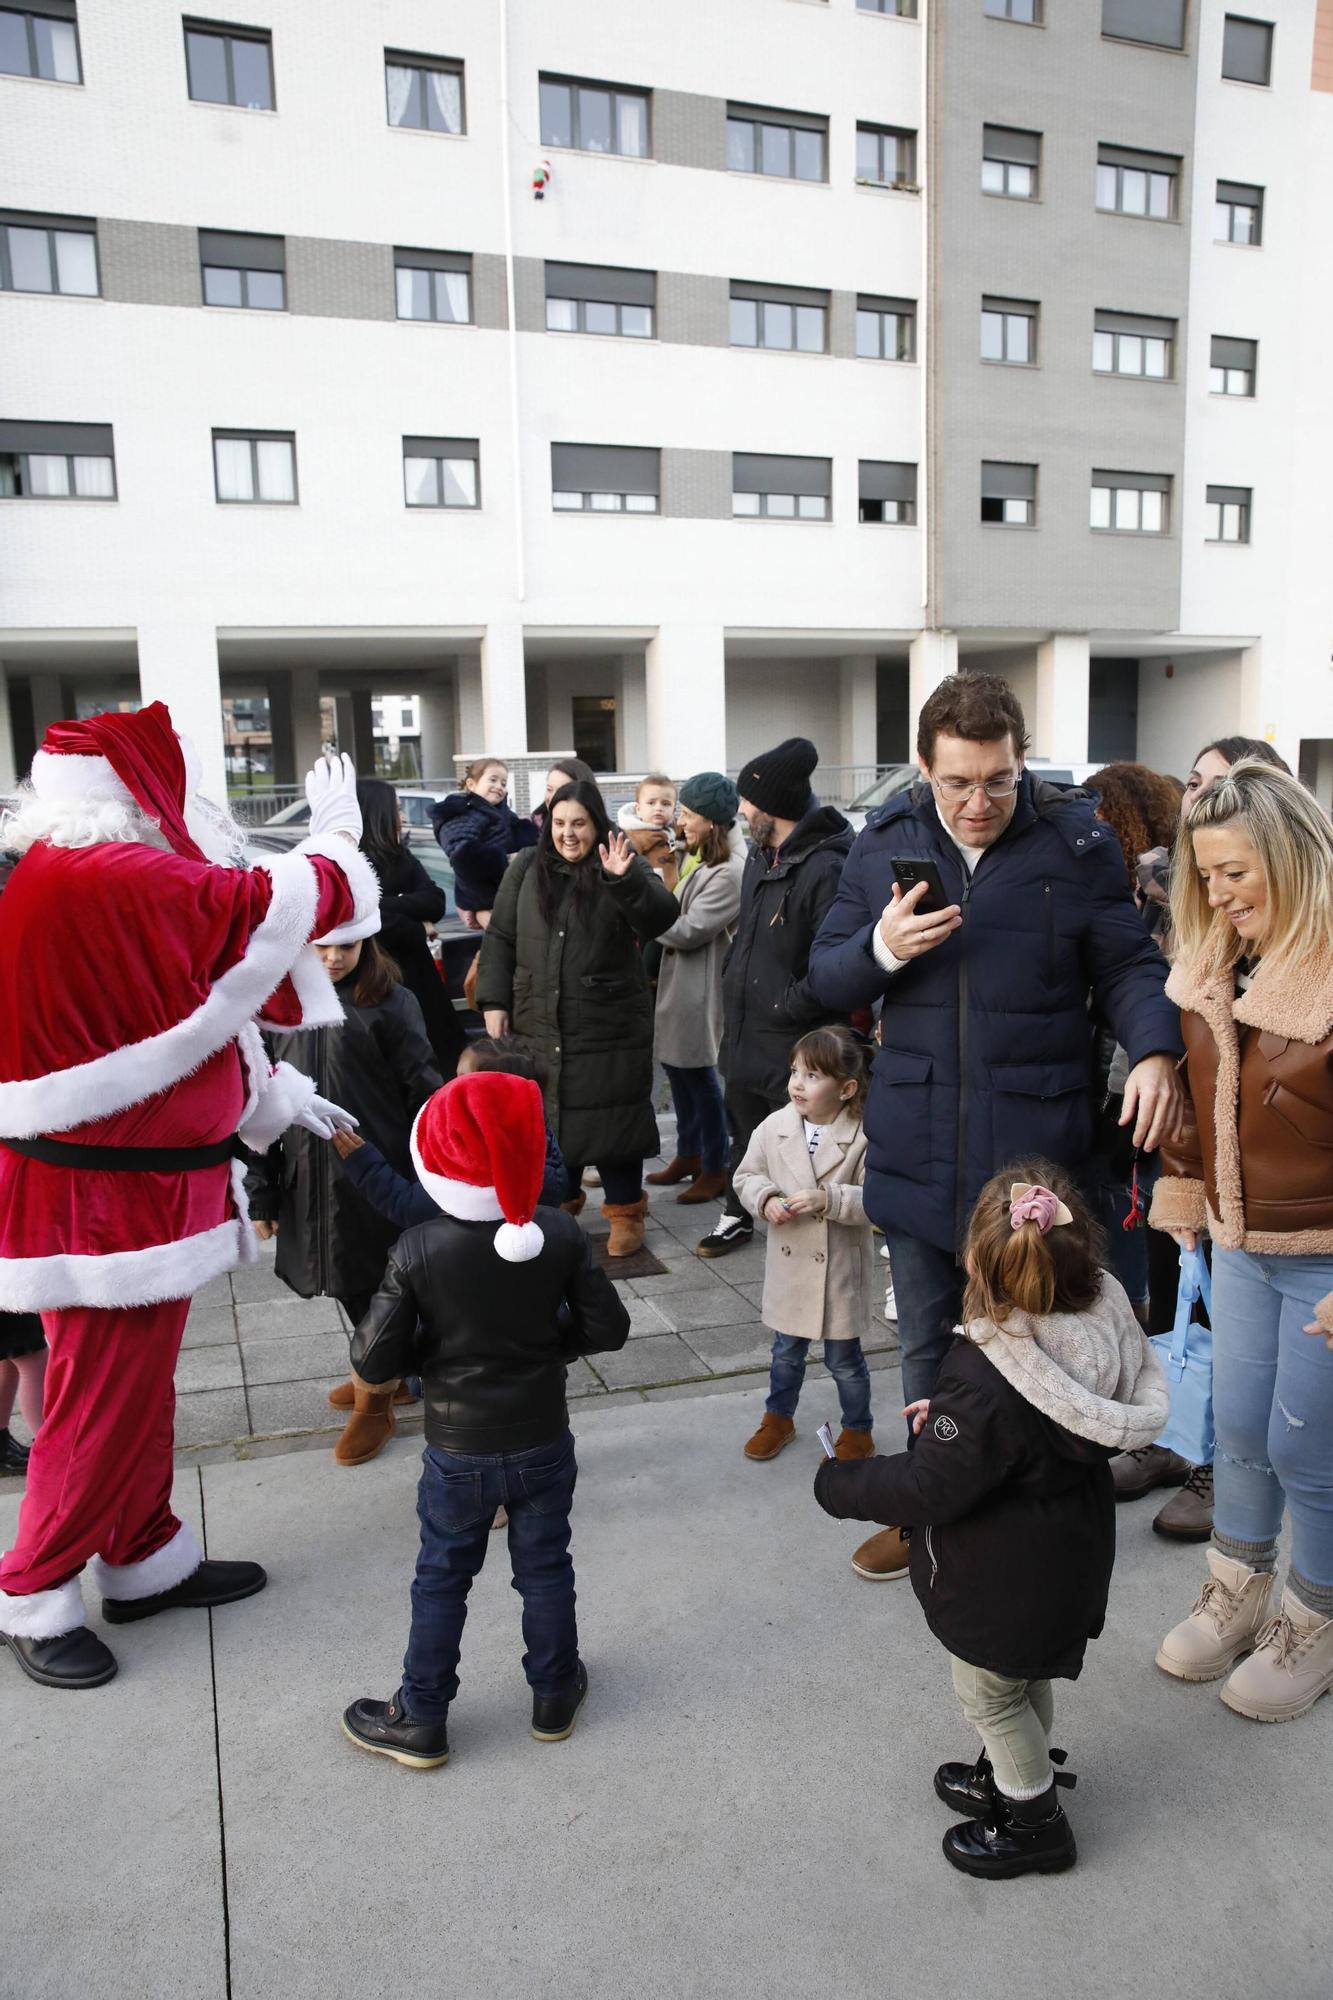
top-left (744, 1413), bottom-right (796, 1460)
top-left (334, 1379), bottom-right (399, 1466)
top-left (676, 1171), bottom-right (728, 1206)
top-left (603, 1196), bottom-right (648, 1257)
top-left (560, 1191), bottom-right (587, 1219)
top-left (834, 1427), bottom-right (875, 1461)
top-left (646, 1154), bottom-right (701, 1186)
top-left (327, 1379), bottom-right (418, 1411)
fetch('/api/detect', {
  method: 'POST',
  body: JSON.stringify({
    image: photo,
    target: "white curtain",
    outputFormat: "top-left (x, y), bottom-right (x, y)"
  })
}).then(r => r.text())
top-left (215, 438), bottom-right (254, 502)
top-left (386, 63), bottom-right (414, 126)
top-left (73, 455), bottom-right (114, 498)
top-left (430, 71), bottom-right (461, 132)
top-left (403, 457), bottom-right (438, 507)
top-left (442, 460), bottom-right (476, 508)
top-left (55, 231), bottom-right (98, 297)
top-left (29, 455), bottom-right (70, 497)
top-left (256, 440), bottom-right (295, 503)
top-left (439, 271), bottom-right (469, 322)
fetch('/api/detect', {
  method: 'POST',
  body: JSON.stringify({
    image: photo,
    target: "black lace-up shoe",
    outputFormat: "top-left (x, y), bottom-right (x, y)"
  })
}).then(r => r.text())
top-left (0, 1428), bottom-right (30, 1475)
top-left (341, 1689), bottom-right (450, 1769)
top-left (102, 1558), bottom-right (267, 1624)
top-left (943, 1786), bottom-right (1077, 1879)
top-left (531, 1660), bottom-right (588, 1741)
top-left (2, 1627), bottom-right (118, 1690)
top-left (934, 1747), bottom-right (1074, 1817)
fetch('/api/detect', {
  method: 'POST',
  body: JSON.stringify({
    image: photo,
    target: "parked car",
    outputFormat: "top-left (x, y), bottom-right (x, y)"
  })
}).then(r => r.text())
top-left (844, 760), bottom-right (1103, 834)
top-left (263, 787), bottom-right (447, 831)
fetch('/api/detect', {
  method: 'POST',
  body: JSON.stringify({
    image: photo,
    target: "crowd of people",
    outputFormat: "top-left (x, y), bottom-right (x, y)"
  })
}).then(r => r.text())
top-left (0, 678), bottom-right (1329, 1887)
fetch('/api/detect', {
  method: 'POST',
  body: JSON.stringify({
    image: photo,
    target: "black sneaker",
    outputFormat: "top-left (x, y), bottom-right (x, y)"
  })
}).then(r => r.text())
top-left (0, 1428), bottom-right (29, 1475)
top-left (695, 1215), bottom-right (753, 1260)
top-left (935, 1748), bottom-right (1074, 1817)
top-left (342, 1689), bottom-right (450, 1769)
top-left (942, 1787), bottom-right (1077, 1879)
top-left (531, 1660), bottom-right (588, 1742)
top-left (102, 1557), bottom-right (267, 1624)
top-left (2, 1627), bottom-right (118, 1690)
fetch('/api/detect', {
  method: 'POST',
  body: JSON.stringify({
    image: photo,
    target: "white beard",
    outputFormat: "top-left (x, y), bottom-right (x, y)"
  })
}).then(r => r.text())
top-left (184, 793), bottom-right (248, 868)
top-left (1, 784), bottom-right (247, 866)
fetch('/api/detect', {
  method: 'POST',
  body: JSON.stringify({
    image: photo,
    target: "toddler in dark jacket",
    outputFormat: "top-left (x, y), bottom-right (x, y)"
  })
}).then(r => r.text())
top-left (341, 1070), bottom-right (629, 1770)
top-left (815, 1160), bottom-right (1167, 1880)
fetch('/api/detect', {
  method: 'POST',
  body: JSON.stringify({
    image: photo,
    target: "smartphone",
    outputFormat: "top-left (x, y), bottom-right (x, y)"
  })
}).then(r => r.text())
top-left (816, 1421), bottom-right (837, 1460)
top-left (891, 855), bottom-right (951, 917)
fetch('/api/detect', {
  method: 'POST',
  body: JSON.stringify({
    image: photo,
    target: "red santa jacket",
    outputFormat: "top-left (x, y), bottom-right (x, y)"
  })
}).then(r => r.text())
top-left (0, 834), bottom-right (378, 1311)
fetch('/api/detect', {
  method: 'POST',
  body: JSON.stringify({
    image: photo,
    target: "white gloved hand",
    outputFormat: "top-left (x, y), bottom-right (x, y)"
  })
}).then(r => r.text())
top-left (304, 753), bottom-right (362, 843)
top-left (294, 1095), bottom-right (360, 1141)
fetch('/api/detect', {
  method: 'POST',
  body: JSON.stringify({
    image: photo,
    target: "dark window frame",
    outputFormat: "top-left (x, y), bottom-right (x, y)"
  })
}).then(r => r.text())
top-left (384, 48), bottom-right (466, 134)
top-left (855, 121), bottom-right (918, 189)
top-left (1205, 482), bottom-right (1251, 542)
top-left (550, 442), bottom-right (661, 514)
top-left (199, 229), bottom-right (286, 311)
top-left (402, 436), bottom-right (481, 510)
top-left (394, 248), bottom-right (473, 325)
top-left (183, 17), bottom-right (274, 110)
top-left (538, 73), bottom-right (652, 159)
top-left (0, 3), bottom-right (82, 83)
top-left (981, 126), bottom-right (1040, 199)
top-left (858, 459), bottom-right (917, 525)
top-left (1089, 468), bottom-right (1171, 535)
top-left (984, 0), bottom-right (1041, 23)
top-left (212, 427), bottom-right (298, 505)
top-left (1209, 334), bottom-right (1257, 396)
top-left (1221, 13), bottom-right (1273, 85)
top-left (855, 295), bottom-right (916, 361)
top-left (857, 0), bottom-right (918, 12)
top-left (0, 210), bottom-right (99, 295)
top-left (0, 418), bottom-right (116, 499)
top-left (1215, 179), bottom-right (1263, 244)
top-left (726, 103), bottom-right (828, 183)
top-left (1101, 0), bottom-right (1188, 51)
top-left (980, 296), bottom-right (1038, 366)
top-left (1092, 310), bottom-right (1175, 379)
top-left (1096, 146), bottom-right (1178, 220)
top-left (980, 460), bottom-right (1037, 527)
top-left (729, 282), bottom-right (828, 354)
top-left (732, 452), bottom-right (832, 522)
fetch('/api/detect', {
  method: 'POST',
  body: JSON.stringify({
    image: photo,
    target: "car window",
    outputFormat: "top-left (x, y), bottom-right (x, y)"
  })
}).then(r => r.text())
top-left (401, 795), bottom-right (434, 827)
top-left (849, 765), bottom-right (917, 811)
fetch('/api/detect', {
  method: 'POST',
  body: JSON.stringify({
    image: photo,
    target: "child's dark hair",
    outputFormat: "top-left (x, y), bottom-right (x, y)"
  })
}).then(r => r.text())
top-left (963, 1159), bottom-right (1105, 1330)
top-left (459, 1032), bottom-right (550, 1093)
top-left (788, 1026), bottom-right (872, 1117)
top-left (348, 935), bottom-right (401, 1007)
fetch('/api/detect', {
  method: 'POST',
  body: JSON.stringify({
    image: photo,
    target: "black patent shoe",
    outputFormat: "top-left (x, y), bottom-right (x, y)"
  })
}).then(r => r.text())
top-left (934, 1747), bottom-right (1074, 1817)
top-left (531, 1660), bottom-right (588, 1742)
top-left (103, 1557), bottom-right (267, 1624)
top-left (943, 1787), bottom-right (1077, 1879)
top-left (0, 1428), bottom-right (30, 1475)
top-left (341, 1689), bottom-right (450, 1769)
top-left (2, 1626), bottom-right (118, 1690)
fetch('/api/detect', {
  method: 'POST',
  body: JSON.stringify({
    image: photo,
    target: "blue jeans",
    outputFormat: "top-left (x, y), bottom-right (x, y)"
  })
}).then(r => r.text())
top-left (766, 1335), bottom-right (873, 1432)
top-left (1211, 1248), bottom-right (1333, 1591)
top-left (662, 1064), bottom-right (729, 1174)
top-left (882, 1229), bottom-right (965, 1416)
top-left (401, 1430), bottom-right (579, 1721)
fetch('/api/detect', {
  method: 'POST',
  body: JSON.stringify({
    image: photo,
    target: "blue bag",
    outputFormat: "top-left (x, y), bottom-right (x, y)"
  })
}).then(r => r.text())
top-left (1150, 1245), bottom-right (1214, 1467)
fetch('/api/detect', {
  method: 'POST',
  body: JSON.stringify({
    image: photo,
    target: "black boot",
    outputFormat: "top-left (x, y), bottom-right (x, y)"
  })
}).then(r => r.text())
top-left (2, 1627), bottom-right (118, 1690)
top-left (341, 1689), bottom-right (450, 1769)
top-left (943, 1784), bottom-right (1077, 1879)
top-left (102, 1557), bottom-right (267, 1624)
top-left (0, 1428), bottom-right (30, 1475)
top-left (531, 1660), bottom-right (588, 1742)
top-left (935, 1747), bottom-right (1074, 1817)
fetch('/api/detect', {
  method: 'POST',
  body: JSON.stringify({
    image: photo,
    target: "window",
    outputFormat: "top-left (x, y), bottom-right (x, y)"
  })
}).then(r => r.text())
top-left (982, 125), bottom-right (1040, 198)
top-left (385, 50), bottom-right (464, 133)
top-left (1097, 145), bottom-right (1178, 219)
top-left (981, 296), bottom-right (1037, 364)
top-left (1101, 0), bottom-right (1186, 48)
top-left (1215, 179), bottom-right (1263, 244)
top-left (856, 122), bottom-right (917, 188)
top-left (732, 453), bottom-right (831, 520)
top-left (985, 0), bottom-right (1039, 21)
top-left (539, 75), bottom-right (649, 157)
top-left (400, 706), bottom-right (414, 730)
top-left (1206, 483), bottom-right (1251, 542)
top-left (857, 0), bottom-right (917, 13)
top-left (0, 418), bottom-right (114, 498)
top-left (545, 263), bottom-right (655, 338)
top-left (551, 443), bottom-right (660, 513)
top-left (1090, 469), bottom-right (1170, 533)
top-left (856, 293), bottom-right (915, 360)
top-left (859, 461), bottom-right (916, 524)
top-left (213, 430), bottom-right (296, 504)
top-left (980, 461), bottom-right (1036, 525)
top-left (726, 103), bottom-right (827, 182)
top-left (403, 437), bottom-right (479, 510)
top-left (184, 19), bottom-right (273, 109)
top-left (729, 281), bottom-right (827, 353)
top-left (0, 2), bottom-right (80, 81)
top-left (1222, 14), bottom-right (1273, 84)
top-left (1093, 310), bottom-right (1174, 378)
top-left (0, 210), bottom-right (97, 294)
top-left (199, 229), bottom-right (284, 310)
top-left (1209, 334), bottom-right (1257, 396)
top-left (395, 247), bottom-right (472, 324)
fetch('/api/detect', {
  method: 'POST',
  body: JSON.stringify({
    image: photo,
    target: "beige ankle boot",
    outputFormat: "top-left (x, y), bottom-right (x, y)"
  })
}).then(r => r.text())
top-left (1219, 1587), bottom-right (1333, 1722)
top-left (1155, 1547), bottom-right (1275, 1682)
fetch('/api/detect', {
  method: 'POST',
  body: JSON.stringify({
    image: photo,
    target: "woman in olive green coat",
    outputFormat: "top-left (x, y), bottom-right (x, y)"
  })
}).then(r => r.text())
top-left (475, 780), bottom-right (679, 1255)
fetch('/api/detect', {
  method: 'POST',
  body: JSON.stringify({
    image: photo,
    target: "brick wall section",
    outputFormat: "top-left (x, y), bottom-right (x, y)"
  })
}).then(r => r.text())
top-left (656, 271), bottom-right (729, 346)
top-left (654, 89), bottom-right (728, 170)
top-left (661, 447), bottom-right (732, 519)
top-left (1314, 0), bottom-right (1333, 90)
top-left (473, 253), bottom-right (510, 330)
top-left (512, 255), bottom-right (546, 333)
top-left (287, 237), bottom-right (394, 320)
top-left (99, 218), bottom-right (200, 308)
top-left (828, 291), bottom-right (860, 360)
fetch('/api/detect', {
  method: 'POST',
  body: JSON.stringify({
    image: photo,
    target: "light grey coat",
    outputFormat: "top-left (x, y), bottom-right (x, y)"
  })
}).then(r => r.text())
top-left (652, 831), bottom-right (746, 1070)
top-left (734, 1102), bottom-right (872, 1341)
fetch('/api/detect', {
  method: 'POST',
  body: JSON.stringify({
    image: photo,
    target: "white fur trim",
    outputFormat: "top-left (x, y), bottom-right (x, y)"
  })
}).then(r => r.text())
top-left (0, 1574), bottom-right (86, 1640)
top-left (30, 748), bottom-right (134, 806)
top-left (238, 1059), bottom-right (318, 1153)
top-left (495, 1219), bottom-right (544, 1263)
top-left (0, 1201), bottom-right (252, 1312)
top-left (409, 1110), bottom-right (507, 1220)
top-left (259, 945), bottom-right (343, 1031)
top-left (294, 835), bottom-right (380, 928)
top-left (313, 909), bottom-right (381, 946)
top-left (89, 1521), bottom-right (202, 1602)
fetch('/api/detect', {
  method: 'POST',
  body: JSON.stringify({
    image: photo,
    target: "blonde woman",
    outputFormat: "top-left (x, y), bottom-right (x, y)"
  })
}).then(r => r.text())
top-left (1152, 762), bottom-right (1333, 1721)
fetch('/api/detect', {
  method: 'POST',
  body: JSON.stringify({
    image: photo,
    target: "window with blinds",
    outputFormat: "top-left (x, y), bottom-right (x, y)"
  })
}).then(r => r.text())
top-left (732, 453), bottom-right (832, 520)
top-left (395, 247), bottom-right (472, 324)
top-left (1209, 334), bottom-right (1257, 396)
top-left (1093, 310), bottom-right (1175, 378)
top-left (403, 437), bottom-right (479, 509)
top-left (1090, 469), bottom-right (1170, 534)
top-left (980, 461), bottom-right (1036, 526)
top-left (546, 263), bottom-right (655, 338)
top-left (199, 229), bottom-right (285, 310)
top-left (859, 461), bottom-right (916, 525)
top-left (0, 209), bottom-right (97, 295)
top-left (551, 443), bottom-right (660, 514)
top-left (982, 125), bottom-right (1040, 198)
top-left (1102, 0), bottom-right (1187, 49)
top-left (0, 418), bottom-right (114, 499)
top-left (1206, 484), bottom-right (1251, 542)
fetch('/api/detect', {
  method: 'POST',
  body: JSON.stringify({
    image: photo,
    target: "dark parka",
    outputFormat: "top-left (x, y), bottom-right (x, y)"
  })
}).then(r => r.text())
top-left (374, 841), bottom-right (465, 1077)
top-left (246, 981), bottom-right (441, 1304)
top-left (430, 791), bottom-right (537, 914)
top-left (807, 778), bottom-right (1181, 1252)
top-left (474, 847), bottom-right (679, 1167)
top-left (720, 804), bottom-right (854, 1101)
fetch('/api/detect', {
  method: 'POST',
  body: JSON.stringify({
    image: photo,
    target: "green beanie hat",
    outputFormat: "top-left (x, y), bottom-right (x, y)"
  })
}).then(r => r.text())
top-left (678, 771), bottom-right (740, 825)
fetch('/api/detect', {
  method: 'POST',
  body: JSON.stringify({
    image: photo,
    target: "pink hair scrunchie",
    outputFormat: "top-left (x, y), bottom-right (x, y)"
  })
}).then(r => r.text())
top-left (1009, 1185), bottom-right (1064, 1234)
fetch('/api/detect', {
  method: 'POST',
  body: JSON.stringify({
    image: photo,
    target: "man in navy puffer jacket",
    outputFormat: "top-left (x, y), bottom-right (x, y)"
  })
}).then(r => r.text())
top-left (809, 676), bottom-right (1181, 1479)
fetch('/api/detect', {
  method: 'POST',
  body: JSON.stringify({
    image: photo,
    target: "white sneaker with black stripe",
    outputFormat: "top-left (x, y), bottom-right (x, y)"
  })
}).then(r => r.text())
top-left (695, 1213), bottom-right (754, 1259)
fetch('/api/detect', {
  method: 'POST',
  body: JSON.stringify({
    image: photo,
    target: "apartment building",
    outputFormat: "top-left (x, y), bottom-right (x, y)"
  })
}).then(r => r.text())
top-left (1, 0), bottom-right (1330, 802)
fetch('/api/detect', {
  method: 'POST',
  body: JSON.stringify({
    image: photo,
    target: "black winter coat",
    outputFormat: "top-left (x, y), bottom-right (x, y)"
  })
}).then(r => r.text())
top-left (430, 791), bottom-right (537, 914)
top-left (474, 848), bottom-right (679, 1167)
top-left (815, 1337), bottom-right (1116, 1681)
top-left (720, 805), bottom-right (854, 1101)
top-left (808, 777), bottom-right (1181, 1251)
top-left (351, 1206), bottom-right (630, 1453)
top-left (246, 981), bottom-right (442, 1305)
top-left (374, 842), bottom-right (465, 1077)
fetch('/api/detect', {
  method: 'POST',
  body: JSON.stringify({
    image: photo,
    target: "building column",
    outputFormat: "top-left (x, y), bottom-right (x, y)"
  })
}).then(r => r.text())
top-left (136, 623), bottom-right (227, 799)
top-left (1237, 641), bottom-right (1265, 740)
top-left (909, 630), bottom-right (957, 766)
top-left (838, 654), bottom-right (878, 781)
top-left (289, 663), bottom-right (324, 776)
top-left (418, 676), bottom-right (455, 785)
top-left (0, 665), bottom-right (16, 792)
top-left (334, 690), bottom-right (376, 773)
top-left (645, 623), bottom-right (726, 778)
top-left (1034, 634), bottom-right (1090, 764)
top-left (28, 669), bottom-right (68, 740)
top-left (266, 673), bottom-right (295, 786)
top-left (480, 623), bottom-right (528, 759)
top-left (618, 654), bottom-right (649, 773)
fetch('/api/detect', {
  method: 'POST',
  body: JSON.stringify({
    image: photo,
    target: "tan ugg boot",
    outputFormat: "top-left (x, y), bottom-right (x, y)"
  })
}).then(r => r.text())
top-left (603, 1196), bottom-right (648, 1257)
top-left (744, 1413), bottom-right (796, 1460)
top-left (1220, 1587), bottom-right (1333, 1722)
top-left (1155, 1547), bottom-right (1275, 1682)
top-left (328, 1379), bottom-right (418, 1411)
top-left (646, 1154), bottom-right (701, 1186)
top-left (334, 1378), bottom-right (399, 1466)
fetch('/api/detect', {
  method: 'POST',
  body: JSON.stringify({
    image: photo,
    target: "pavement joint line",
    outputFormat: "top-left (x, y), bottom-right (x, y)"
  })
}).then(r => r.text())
top-left (198, 1464), bottom-right (234, 2000)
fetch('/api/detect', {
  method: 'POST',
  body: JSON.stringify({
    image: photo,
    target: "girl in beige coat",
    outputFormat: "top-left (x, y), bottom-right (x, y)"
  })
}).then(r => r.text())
top-left (734, 1027), bottom-right (876, 1463)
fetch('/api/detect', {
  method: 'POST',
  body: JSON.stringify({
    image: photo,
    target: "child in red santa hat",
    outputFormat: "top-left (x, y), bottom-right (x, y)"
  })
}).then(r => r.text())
top-left (341, 1069), bottom-right (630, 1768)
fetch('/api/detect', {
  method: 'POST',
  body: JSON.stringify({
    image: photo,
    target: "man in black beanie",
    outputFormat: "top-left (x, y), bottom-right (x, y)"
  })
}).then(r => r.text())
top-left (697, 738), bottom-right (854, 1258)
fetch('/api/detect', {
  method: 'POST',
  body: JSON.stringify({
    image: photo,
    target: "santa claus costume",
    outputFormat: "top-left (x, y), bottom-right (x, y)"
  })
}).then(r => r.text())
top-left (0, 704), bottom-right (378, 1690)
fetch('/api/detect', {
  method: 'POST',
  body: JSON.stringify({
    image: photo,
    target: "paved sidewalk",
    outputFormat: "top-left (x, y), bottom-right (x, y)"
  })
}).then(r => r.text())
top-left (0, 1380), bottom-right (1324, 2000)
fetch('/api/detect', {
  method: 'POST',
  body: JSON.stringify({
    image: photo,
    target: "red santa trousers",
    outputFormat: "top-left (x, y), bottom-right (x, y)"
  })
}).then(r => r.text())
top-left (0, 1296), bottom-right (199, 1608)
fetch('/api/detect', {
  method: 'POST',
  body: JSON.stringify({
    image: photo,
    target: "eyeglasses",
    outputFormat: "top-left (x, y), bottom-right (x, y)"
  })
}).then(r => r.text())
top-left (930, 772), bottom-right (1020, 801)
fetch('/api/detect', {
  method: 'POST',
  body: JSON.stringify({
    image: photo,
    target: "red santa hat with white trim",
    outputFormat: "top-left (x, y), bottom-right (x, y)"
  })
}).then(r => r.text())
top-left (410, 1071), bottom-right (547, 1263)
top-left (30, 700), bottom-right (207, 861)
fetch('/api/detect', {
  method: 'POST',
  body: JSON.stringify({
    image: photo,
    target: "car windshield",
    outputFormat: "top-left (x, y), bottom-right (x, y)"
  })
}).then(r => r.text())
top-left (848, 767), bottom-right (919, 811)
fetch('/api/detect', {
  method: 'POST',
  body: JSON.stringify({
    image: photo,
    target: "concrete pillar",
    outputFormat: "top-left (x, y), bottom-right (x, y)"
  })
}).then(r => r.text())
top-left (334, 689), bottom-right (376, 774)
top-left (266, 673), bottom-right (295, 785)
top-left (480, 623), bottom-right (528, 758)
top-left (1034, 634), bottom-right (1090, 764)
top-left (0, 665), bottom-right (16, 792)
top-left (1237, 642), bottom-right (1265, 740)
top-left (136, 622), bottom-right (227, 798)
top-left (418, 676), bottom-right (456, 785)
top-left (838, 654), bottom-right (879, 779)
top-left (28, 669), bottom-right (68, 740)
top-left (908, 630), bottom-right (958, 766)
top-left (455, 656), bottom-right (485, 760)
top-left (289, 663), bottom-right (324, 777)
top-left (645, 623), bottom-right (727, 777)
top-left (618, 654), bottom-right (649, 773)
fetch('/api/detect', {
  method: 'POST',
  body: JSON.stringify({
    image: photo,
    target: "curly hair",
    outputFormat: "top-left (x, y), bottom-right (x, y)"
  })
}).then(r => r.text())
top-left (1086, 762), bottom-right (1182, 886)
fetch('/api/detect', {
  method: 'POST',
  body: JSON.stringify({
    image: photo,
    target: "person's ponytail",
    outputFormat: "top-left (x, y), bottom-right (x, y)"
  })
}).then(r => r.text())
top-left (996, 1225), bottom-right (1057, 1318)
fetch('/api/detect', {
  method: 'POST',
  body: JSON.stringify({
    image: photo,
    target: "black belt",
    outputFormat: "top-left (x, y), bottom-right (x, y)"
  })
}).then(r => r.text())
top-left (0, 1133), bottom-right (260, 1172)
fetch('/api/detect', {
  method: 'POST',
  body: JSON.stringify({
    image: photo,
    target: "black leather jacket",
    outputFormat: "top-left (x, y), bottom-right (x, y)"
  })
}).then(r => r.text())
top-left (350, 1206), bottom-right (629, 1454)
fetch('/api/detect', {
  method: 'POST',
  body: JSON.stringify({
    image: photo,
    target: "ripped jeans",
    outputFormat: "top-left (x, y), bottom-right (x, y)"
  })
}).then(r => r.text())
top-left (1211, 1248), bottom-right (1333, 1598)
